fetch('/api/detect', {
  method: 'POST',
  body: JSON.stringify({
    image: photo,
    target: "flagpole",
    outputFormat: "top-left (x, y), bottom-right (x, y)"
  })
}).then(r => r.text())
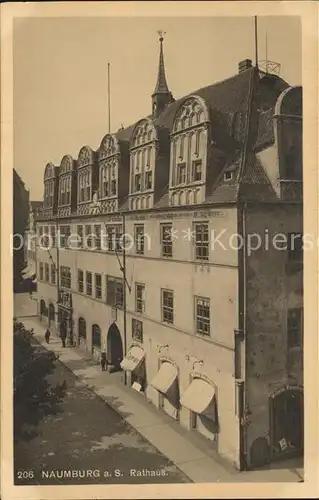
top-left (108, 63), bottom-right (111, 133)
top-left (254, 16), bottom-right (259, 69)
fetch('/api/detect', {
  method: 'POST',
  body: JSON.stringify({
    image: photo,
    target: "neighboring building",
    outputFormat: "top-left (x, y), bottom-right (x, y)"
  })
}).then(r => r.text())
top-left (35, 37), bottom-right (303, 470)
top-left (13, 169), bottom-right (29, 292)
top-left (22, 201), bottom-right (42, 289)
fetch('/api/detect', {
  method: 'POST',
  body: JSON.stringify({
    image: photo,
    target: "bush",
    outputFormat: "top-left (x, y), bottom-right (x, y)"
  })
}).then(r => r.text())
top-left (14, 320), bottom-right (67, 441)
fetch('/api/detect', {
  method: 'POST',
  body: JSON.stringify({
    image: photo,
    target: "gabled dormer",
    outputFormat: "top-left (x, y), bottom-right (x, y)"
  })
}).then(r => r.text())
top-left (97, 133), bottom-right (129, 213)
top-left (42, 162), bottom-right (59, 219)
top-left (58, 154), bottom-right (76, 218)
top-left (129, 118), bottom-right (163, 211)
top-left (169, 95), bottom-right (210, 206)
top-left (76, 146), bottom-right (98, 216)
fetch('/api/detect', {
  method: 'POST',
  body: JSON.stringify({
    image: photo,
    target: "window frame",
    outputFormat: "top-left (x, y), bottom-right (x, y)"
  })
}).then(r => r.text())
top-left (161, 223), bottom-right (173, 257)
top-left (95, 273), bottom-right (102, 300)
top-left (161, 288), bottom-right (174, 324)
top-left (287, 308), bottom-right (303, 349)
top-left (77, 269), bottom-right (84, 293)
top-left (194, 222), bottom-right (209, 261)
top-left (195, 296), bottom-right (211, 337)
top-left (86, 271), bottom-right (92, 296)
top-left (134, 224), bottom-right (144, 255)
top-left (135, 283), bottom-right (145, 313)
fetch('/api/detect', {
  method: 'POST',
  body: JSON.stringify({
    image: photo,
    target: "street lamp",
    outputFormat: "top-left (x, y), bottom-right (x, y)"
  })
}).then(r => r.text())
top-left (89, 196), bottom-right (129, 385)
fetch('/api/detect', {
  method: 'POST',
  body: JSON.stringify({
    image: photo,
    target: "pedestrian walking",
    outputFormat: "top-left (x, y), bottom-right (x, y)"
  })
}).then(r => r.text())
top-left (100, 351), bottom-right (107, 371)
top-left (60, 321), bottom-right (67, 348)
top-left (44, 328), bottom-right (51, 344)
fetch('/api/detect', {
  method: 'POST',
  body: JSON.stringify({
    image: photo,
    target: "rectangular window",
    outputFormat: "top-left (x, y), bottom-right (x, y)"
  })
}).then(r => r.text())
top-left (95, 273), bottom-right (102, 299)
top-left (44, 263), bottom-right (50, 282)
top-left (77, 225), bottom-right (83, 249)
top-left (106, 226), bottom-right (115, 251)
top-left (135, 225), bottom-right (144, 255)
top-left (60, 266), bottom-right (71, 289)
top-left (288, 233), bottom-right (303, 262)
top-left (43, 226), bottom-right (49, 248)
top-left (106, 276), bottom-right (124, 308)
top-left (51, 263), bottom-right (56, 284)
top-left (145, 171), bottom-right (152, 190)
top-left (192, 160), bottom-right (202, 182)
top-left (161, 289), bottom-right (174, 324)
top-left (195, 222), bottom-right (209, 261)
top-left (77, 269), bottom-right (84, 293)
top-left (59, 226), bottom-right (70, 248)
top-left (135, 283), bottom-right (145, 313)
top-left (50, 226), bottom-right (56, 247)
top-left (177, 163), bottom-right (186, 185)
top-left (132, 318), bottom-right (143, 343)
top-left (93, 224), bottom-right (101, 250)
top-left (161, 223), bottom-right (173, 257)
top-left (111, 179), bottom-right (117, 195)
top-left (103, 181), bottom-right (109, 197)
top-left (39, 262), bottom-right (44, 281)
top-left (287, 308), bottom-right (303, 348)
top-left (86, 271), bottom-right (92, 296)
top-left (115, 226), bottom-right (123, 252)
top-left (195, 297), bottom-right (210, 336)
top-left (85, 225), bottom-right (92, 249)
top-left (134, 173), bottom-right (142, 192)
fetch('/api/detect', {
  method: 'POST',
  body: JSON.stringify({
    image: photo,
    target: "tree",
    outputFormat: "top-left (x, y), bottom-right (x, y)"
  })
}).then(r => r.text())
top-left (14, 320), bottom-right (67, 441)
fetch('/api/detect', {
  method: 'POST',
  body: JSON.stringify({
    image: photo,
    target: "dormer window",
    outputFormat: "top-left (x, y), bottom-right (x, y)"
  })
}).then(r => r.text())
top-left (192, 160), bottom-right (202, 182)
top-left (134, 173), bottom-right (142, 192)
top-left (176, 163), bottom-right (186, 185)
top-left (145, 171), bottom-right (152, 190)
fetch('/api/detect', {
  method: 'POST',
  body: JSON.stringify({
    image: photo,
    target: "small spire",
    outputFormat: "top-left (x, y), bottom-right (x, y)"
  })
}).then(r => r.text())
top-left (152, 30), bottom-right (170, 96)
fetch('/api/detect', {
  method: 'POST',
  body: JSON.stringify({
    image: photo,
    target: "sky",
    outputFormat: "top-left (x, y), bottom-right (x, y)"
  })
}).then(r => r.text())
top-left (13, 16), bottom-right (301, 200)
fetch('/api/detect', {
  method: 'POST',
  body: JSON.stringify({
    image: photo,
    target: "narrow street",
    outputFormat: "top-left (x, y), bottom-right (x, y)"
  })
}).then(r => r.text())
top-left (14, 341), bottom-right (190, 485)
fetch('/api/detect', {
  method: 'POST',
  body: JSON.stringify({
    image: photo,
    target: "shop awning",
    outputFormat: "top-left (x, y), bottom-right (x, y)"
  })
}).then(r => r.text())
top-left (150, 362), bottom-right (178, 395)
top-left (180, 378), bottom-right (216, 415)
top-left (22, 260), bottom-right (36, 277)
top-left (120, 345), bottom-right (145, 372)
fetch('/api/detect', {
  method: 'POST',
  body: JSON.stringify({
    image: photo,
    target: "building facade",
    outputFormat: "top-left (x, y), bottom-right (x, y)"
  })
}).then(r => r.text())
top-left (13, 169), bottom-right (30, 292)
top-left (35, 38), bottom-right (303, 470)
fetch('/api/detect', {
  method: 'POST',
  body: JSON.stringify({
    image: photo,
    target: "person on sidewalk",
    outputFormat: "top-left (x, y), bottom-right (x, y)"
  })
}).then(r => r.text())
top-left (44, 328), bottom-right (51, 344)
top-left (100, 351), bottom-right (108, 371)
top-left (60, 321), bottom-right (67, 348)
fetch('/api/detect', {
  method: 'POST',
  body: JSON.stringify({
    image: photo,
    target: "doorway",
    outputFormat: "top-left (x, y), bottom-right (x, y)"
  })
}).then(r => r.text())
top-left (269, 387), bottom-right (303, 457)
top-left (107, 323), bottom-right (123, 368)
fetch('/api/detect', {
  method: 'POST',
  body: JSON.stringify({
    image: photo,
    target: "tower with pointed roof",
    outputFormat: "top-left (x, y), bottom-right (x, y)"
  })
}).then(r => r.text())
top-left (152, 32), bottom-right (174, 118)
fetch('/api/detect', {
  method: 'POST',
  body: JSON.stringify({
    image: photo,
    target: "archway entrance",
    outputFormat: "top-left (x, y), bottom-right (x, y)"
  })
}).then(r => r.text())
top-left (269, 386), bottom-right (303, 458)
top-left (107, 323), bottom-right (123, 368)
top-left (48, 303), bottom-right (55, 326)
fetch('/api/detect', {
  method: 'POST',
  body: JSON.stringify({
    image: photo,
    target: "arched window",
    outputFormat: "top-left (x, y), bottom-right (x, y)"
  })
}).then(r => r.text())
top-left (179, 136), bottom-right (185, 159)
top-left (141, 197), bottom-right (145, 209)
top-left (179, 191), bottom-right (184, 205)
top-left (78, 317), bottom-right (86, 338)
top-left (92, 324), bottom-right (101, 348)
top-left (194, 189), bottom-right (200, 205)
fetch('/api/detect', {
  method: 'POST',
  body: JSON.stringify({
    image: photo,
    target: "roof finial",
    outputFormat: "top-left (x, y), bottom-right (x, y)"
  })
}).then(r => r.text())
top-left (152, 30), bottom-right (170, 96)
top-left (157, 29), bottom-right (166, 43)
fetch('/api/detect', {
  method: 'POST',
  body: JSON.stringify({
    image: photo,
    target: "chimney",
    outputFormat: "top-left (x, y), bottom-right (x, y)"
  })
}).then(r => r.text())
top-left (238, 59), bottom-right (253, 74)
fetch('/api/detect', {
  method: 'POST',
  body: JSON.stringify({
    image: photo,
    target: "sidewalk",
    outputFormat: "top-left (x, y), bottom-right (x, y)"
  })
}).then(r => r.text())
top-left (20, 315), bottom-right (304, 484)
